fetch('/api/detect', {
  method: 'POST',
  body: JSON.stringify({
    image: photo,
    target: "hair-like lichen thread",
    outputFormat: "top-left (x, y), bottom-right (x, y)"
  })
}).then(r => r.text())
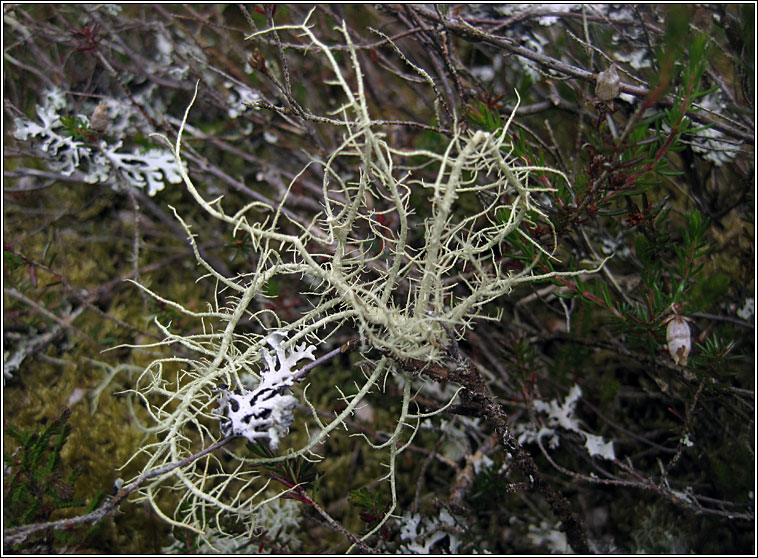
top-left (122, 10), bottom-right (608, 550)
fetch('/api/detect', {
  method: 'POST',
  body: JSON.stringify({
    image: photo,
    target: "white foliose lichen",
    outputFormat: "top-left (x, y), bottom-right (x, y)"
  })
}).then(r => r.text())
top-left (397, 508), bottom-right (463, 554)
top-left (517, 384), bottom-right (616, 461)
top-left (736, 297), bottom-right (754, 321)
top-left (93, 140), bottom-right (184, 196)
top-left (677, 92), bottom-right (742, 167)
top-left (224, 80), bottom-right (261, 119)
top-left (213, 332), bottom-right (316, 450)
top-left (13, 87), bottom-right (184, 196)
top-left (527, 520), bottom-right (573, 553)
top-left (13, 89), bottom-right (90, 177)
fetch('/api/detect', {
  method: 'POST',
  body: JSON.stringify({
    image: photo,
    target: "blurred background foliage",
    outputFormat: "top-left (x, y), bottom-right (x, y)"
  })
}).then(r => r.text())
top-left (3, 4), bottom-right (754, 553)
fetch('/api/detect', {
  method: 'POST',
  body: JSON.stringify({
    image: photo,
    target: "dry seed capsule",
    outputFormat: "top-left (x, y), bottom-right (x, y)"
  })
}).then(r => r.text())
top-left (595, 64), bottom-right (620, 102)
top-left (666, 316), bottom-right (691, 366)
top-left (90, 100), bottom-right (110, 133)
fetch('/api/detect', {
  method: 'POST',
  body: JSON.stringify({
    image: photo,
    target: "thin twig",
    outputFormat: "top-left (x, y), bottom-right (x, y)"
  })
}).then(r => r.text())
top-left (294, 486), bottom-right (377, 554)
top-left (409, 5), bottom-right (753, 144)
top-left (3, 436), bottom-right (235, 547)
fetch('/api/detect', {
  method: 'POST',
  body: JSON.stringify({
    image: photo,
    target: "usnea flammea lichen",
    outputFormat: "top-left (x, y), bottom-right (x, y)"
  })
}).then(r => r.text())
top-left (123, 12), bottom-right (609, 544)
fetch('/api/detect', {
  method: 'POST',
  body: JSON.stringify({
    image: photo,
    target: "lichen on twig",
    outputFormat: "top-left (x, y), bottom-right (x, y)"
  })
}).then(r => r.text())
top-left (120, 11), bottom-right (606, 549)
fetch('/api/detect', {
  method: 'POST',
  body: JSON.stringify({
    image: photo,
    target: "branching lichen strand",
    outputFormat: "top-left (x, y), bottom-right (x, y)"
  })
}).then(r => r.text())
top-left (124, 14), bottom-right (608, 549)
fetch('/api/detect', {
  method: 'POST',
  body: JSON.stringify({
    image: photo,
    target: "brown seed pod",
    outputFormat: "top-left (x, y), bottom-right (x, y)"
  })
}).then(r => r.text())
top-left (666, 315), bottom-right (691, 366)
top-left (90, 100), bottom-right (110, 133)
top-left (595, 64), bottom-right (620, 102)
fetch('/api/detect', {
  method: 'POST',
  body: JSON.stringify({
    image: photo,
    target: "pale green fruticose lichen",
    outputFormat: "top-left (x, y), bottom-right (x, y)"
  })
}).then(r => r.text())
top-left (119, 10), bottom-right (608, 550)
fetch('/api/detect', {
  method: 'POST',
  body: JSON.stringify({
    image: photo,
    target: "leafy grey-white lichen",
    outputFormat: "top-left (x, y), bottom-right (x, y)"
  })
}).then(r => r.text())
top-left (13, 88), bottom-right (184, 196)
top-left (214, 332), bottom-right (316, 450)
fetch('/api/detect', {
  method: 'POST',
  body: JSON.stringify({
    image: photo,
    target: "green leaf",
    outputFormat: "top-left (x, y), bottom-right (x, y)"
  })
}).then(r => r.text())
top-left (10, 482), bottom-right (29, 506)
top-left (4, 250), bottom-right (24, 272)
top-left (20, 500), bottom-right (40, 524)
top-left (311, 474), bottom-right (320, 502)
top-left (600, 281), bottom-right (613, 310)
top-left (664, 5), bottom-right (690, 49)
top-left (634, 235), bottom-right (653, 267)
top-left (692, 83), bottom-right (720, 99)
top-left (597, 207), bottom-right (628, 216)
top-left (691, 272), bottom-right (729, 308)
